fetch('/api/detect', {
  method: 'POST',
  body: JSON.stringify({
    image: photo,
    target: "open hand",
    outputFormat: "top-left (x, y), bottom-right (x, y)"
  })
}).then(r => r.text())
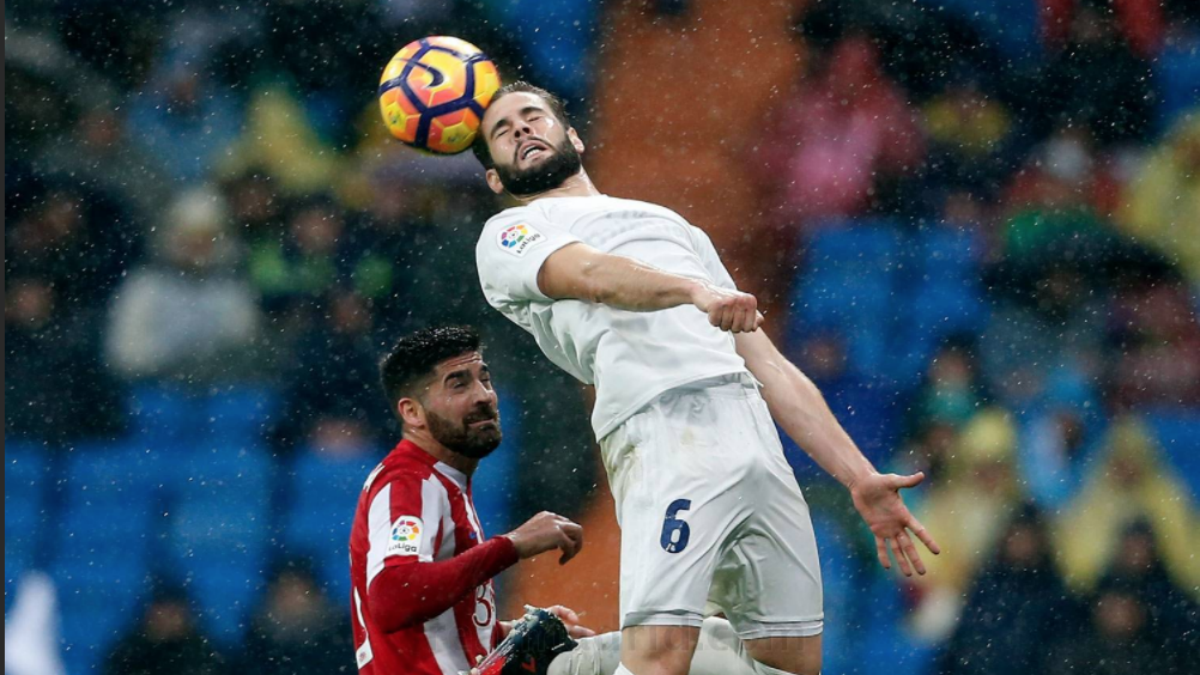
top-left (850, 472), bottom-right (941, 577)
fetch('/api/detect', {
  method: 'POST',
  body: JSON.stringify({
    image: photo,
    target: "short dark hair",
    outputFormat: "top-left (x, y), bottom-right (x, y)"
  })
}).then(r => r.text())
top-left (471, 80), bottom-right (572, 170)
top-left (380, 326), bottom-right (482, 415)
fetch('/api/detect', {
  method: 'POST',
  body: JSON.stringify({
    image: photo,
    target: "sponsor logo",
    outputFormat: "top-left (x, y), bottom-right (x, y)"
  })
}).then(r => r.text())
top-left (497, 223), bottom-right (546, 257)
top-left (387, 516), bottom-right (423, 557)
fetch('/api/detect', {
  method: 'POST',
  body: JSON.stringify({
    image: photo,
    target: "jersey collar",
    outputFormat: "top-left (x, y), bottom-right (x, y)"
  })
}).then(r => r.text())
top-left (394, 439), bottom-right (470, 490)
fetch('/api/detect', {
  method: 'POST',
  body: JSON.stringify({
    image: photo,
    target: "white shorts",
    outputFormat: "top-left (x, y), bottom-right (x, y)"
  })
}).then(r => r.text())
top-left (600, 374), bottom-right (824, 640)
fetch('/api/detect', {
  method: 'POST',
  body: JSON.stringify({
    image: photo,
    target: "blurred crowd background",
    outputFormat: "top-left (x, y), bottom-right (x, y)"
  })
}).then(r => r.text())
top-left (5, 0), bottom-right (1199, 674)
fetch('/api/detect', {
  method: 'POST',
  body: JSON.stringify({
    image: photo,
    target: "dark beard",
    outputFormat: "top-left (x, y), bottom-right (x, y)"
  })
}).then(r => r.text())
top-left (495, 137), bottom-right (583, 197)
top-left (425, 406), bottom-right (502, 460)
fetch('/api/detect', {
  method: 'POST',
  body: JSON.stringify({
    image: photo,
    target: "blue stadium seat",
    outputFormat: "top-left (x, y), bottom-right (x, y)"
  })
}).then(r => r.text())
top-left (283, 446), bottom-right (377, 601)
top-left (55, 556), bottom-right (149, 670)
top-left (912, 226), bottom-right (986, 330)
top-left (168, 444), bottom-right (272, 644)
top-left (1156, 39), bottom-right (1200, 132)
top-left (889, 226), bottom-right (989, 386)
top-left (203, 386), bottom-right (278, 446)
top-left (51, 443), bottom-right (159, 672)
top-left (790, 221), bottom-right (905, 376)
top-left (127, 385), bottom-right (199, 447)
top-left (1146, 411), bottom-right (1200, 499)
top-left (5, 439), bottom-right (47, 613)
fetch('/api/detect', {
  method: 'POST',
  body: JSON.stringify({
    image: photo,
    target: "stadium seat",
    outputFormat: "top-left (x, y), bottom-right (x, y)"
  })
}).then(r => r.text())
top-left (790, 221), bottom-right (905, 376)
top-left (168, 444), bottom-right (273, 644)
top-left (203, 385), bottom-right (278, 446)
top-left (51, 443), bottom-right (159, 672)
top-left (4, 439), bottom-right (47, 613)
top-left (1146, 410), bottom-right (1200, 499)
top-left (55, 556), bottom-right (149, 675)
top-left (127, 385), bottom-right (198, 447)
top-left (283, 446), bottom-right (378, 601)
top-left (1156, 39), bottom-right (1200, 132)
top-left (890, 226), bottom-right (989, 386)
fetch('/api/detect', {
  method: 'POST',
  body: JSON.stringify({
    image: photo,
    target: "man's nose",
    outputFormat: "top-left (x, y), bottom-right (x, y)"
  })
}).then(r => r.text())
top-left (473, 381), bottom-right (497, 405)
top-left (513, 121), bottom-right (533, 140)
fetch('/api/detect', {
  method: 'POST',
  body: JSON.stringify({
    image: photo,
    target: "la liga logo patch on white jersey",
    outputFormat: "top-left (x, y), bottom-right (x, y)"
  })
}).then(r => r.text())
top-left (387, 516), bottom-right (424, 557)
top-left (497, 223), bottom-right (546, 257)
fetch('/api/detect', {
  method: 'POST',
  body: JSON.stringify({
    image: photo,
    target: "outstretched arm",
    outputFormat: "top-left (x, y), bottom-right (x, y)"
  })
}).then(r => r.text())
top-left (537, 243), bottom-right (763, 333)
top-left (734, 330), bottom-right (941, 575)
top-left (370, 512), bottom-right (584, 633)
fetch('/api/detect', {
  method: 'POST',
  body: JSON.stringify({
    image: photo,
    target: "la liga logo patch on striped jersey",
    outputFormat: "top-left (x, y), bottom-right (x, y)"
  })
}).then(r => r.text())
top-left (387, 516), bottom-right (423, 557)
top-left (497, 222), bottom-right (546, 257)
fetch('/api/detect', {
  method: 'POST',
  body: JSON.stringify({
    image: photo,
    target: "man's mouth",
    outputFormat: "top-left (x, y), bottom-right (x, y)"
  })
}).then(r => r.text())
top-left (466, 414), bottom-right (499, 427)
top-left (518, 141), bottom-right (549, 162)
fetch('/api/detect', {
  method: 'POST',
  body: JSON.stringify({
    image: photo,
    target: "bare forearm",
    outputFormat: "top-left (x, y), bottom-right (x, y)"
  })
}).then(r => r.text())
top-left (578, 254), bottom-right (702, 312)
top-left (741, 336), bottom-right (876, 487)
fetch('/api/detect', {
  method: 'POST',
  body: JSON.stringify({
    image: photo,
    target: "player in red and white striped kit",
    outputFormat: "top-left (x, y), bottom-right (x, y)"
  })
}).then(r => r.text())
top-left (350, 326), bottom-right (590, 675)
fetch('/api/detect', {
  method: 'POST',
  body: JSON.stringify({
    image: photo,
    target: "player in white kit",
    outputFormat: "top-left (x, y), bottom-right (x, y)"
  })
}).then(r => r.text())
top-left (469, 82), bottom-right (940, 675)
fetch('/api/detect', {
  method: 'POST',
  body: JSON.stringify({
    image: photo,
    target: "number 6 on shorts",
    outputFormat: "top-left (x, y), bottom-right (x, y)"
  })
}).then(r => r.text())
top-left (660, 498), bottom-right (692, 553)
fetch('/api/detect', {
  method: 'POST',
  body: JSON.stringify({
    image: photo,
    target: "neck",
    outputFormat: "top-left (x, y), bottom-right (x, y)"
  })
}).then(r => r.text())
top-left (511, 169), bottom-right (601, 204)
top-left (403, 431), bottom-right (479, 476)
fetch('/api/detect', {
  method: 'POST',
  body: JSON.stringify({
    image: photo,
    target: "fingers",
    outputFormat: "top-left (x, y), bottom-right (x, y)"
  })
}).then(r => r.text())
top-left (908, 515), bottom-right (941, 556)
top-left (548, 605), bottom-right (579, 623)
top-left (891, 472), bottom-right (926, 489)
top-left (547, 606), bottom-right (597, 638)
top-left (558, 521), bottom-right (584, 565)
top-left (739, 306), bottom-right (758, 333)
top-left (706, 292), bottom-right (760, 333)
top-left (875, 536), bottom-right (891, 570)
top-left (719, 307), bottom-right (736, 332)
top-left (754, 311), bottom-right (765, 330)
top-left (897, 531), bottom-right (926, 576)
top-left (568, 623), bottom-right (598, 639)
top-left (888, 536), bottom-right (913, 577)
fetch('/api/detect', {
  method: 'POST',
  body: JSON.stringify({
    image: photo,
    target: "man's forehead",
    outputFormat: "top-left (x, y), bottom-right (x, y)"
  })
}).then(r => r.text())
top-left (482, 92), bottom-right (550, 129)
top-left (435, 351), bottom-right (485, 374)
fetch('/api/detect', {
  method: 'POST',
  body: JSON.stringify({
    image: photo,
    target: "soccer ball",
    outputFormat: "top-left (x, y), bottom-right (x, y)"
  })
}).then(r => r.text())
top-left (378, 36), bottom-right (501, 155)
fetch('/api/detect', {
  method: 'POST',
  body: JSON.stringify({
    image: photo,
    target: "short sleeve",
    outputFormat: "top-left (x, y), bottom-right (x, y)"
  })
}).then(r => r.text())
top-left (476, 211), bottom-right (582, 306)
top-left (690, 226), bottom-right (739, 291)
top-left (365, 471), bottom-right (447, 589)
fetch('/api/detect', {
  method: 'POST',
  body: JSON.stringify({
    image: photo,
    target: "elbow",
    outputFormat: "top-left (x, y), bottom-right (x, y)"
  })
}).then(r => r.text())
top-left (577, 260), bottom-right (609, 304)
top-left (370, 601), bottom-right (423, 635)
top-left (367, 574), bottom-right (424, 634)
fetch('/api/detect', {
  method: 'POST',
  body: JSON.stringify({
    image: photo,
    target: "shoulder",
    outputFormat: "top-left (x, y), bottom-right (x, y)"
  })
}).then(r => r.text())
top-left (476, 203), bottom-right (576, 273)
top-left (478, 205), bottom-right (535, 254)
top-left (363, 455), bottom-right (435, 499)
top-left (482, 204), bottom-right (549, 235)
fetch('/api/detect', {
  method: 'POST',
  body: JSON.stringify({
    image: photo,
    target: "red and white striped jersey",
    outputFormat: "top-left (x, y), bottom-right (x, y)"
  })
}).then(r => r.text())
top-left (350, 440), bottom-right (499, 674)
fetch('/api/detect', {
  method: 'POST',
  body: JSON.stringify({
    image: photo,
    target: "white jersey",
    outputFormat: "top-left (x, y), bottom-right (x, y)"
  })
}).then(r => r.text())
top-left (475, 195), bottom-right (750, 439)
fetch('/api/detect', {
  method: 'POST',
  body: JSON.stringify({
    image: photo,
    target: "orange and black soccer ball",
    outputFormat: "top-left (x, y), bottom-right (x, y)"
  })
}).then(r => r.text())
top-left (378, 36), bottom-right (501, 155)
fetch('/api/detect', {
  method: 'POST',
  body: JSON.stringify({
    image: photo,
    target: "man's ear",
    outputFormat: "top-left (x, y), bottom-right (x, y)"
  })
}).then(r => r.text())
top-left (568, 127), bottom-right (585, 154)
top-left (398, 397), bottom-right (425, 428)
top-left (485, 168), bottom-right (505, 195)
